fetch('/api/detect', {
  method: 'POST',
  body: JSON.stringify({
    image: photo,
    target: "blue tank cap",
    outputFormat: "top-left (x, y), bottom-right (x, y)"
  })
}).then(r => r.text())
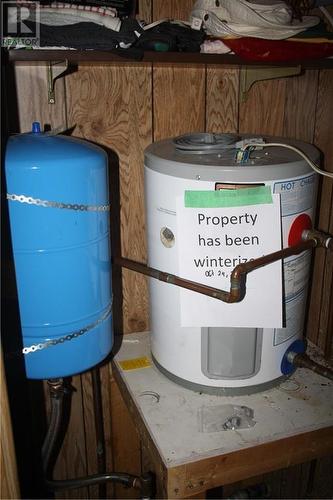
top-left (32, 122), bottom-right (41, 133)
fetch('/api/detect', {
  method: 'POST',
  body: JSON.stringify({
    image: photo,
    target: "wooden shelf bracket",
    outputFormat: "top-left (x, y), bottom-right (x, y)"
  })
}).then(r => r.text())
top-left (47, 60), bottom-right (69, 104)
top-left (240, 65), bottom-right (302, 102)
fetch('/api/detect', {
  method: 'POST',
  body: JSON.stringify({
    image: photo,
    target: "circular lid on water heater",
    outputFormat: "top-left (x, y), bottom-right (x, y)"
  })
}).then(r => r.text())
top-left (144, 133), bottom-right (319, 182)
top-left (174, 132), bottom-right (239, 153)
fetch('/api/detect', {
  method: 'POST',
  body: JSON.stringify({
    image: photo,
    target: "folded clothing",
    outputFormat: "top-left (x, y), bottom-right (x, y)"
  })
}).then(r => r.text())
top-left (191, 0), bottom-right (320, 40)
top-left (39, 2), bottom-right (117, 16)
top-left (39, 0), bottom-right (137, 18)
top-left (222, 36), bottom-right (333, 61)
top-left (26, 2), bottom-right (121, 31)
top-left (26, 18), bottom-right (144, 49)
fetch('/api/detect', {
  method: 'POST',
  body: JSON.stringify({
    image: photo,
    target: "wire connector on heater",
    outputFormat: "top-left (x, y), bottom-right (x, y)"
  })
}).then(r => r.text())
top-left (235, 137), bottom-right (265, 164)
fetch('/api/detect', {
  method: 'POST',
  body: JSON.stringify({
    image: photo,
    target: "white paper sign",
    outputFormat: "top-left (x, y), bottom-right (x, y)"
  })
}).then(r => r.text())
top-left (177, 193), bottom-right (283, 328)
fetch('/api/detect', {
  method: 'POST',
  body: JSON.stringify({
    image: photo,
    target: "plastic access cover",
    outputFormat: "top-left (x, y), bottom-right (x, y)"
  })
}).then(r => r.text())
top-left (173, 133), bottom-right (239, 153)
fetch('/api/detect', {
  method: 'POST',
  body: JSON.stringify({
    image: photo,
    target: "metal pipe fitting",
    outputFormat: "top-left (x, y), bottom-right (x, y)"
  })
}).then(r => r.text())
top-left (46, 378), bottom-right (65, 396)
top-left (302, 229), bottom-right (333, 250)
top-left (136, 472), bottom-right (156, 500)
top-left (286, 350), bottom-right (299, 364)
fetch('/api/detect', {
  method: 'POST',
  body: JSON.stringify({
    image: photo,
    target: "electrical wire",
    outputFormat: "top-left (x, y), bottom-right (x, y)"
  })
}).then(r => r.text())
top-left (242, 142), bottom-right (333, 179)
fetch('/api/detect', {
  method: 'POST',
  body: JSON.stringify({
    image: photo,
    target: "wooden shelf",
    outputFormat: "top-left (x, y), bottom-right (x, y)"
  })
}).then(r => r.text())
top-left (7, 49), bottom-right (333, 68)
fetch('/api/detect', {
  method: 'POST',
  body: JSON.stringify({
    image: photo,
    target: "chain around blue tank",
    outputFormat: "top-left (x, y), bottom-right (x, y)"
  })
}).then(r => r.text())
top-left (5, 123), bottom-right (113, 379)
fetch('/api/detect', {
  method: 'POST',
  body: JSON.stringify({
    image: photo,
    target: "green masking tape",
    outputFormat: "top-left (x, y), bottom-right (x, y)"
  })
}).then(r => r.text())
top-left (184, 186), bottom-right (272, 208)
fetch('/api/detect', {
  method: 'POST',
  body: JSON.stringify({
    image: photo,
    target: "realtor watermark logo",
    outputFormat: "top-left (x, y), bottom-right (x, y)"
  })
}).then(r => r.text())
top-left (1, 1), bottom-right (40, 47)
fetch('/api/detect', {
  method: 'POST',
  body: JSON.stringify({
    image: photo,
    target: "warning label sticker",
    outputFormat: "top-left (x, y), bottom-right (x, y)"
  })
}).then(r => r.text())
top-left (274, 252), bottom-right (311, 345)
top-left (274, 175), bottom-right (316, 217)
top-left (119, 356), bottom-right (152, 371)
top-left (284, 252), bottom-right (311, 303)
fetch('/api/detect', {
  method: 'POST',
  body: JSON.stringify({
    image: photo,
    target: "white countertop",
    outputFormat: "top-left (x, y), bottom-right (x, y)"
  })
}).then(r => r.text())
top-left (113, 332), bottom-right (333, 468)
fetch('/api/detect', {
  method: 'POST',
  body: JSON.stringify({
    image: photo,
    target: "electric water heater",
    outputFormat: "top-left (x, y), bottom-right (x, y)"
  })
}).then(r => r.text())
top-left (144, 133), bottom-right (318, 394)
top-left (5, 123), bottom-right (113, 380)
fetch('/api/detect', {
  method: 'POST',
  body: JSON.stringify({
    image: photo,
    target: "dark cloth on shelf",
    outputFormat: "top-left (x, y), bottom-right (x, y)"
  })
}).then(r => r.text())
top-left (26, 19), bottom-right (144, 50)
top-left (135, 22), bottom-right (205, 52)
top-left (222, 37), bottom-right (333, 62)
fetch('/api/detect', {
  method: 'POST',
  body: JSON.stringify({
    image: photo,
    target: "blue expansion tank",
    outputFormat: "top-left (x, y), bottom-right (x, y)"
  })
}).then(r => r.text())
top-left (5, 123), bottom-right (113, 379)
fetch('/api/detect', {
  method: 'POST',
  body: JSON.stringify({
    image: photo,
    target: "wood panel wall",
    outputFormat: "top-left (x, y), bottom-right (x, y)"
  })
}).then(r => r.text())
top-left (7, 0), bottom-right (333, 498)
top-left (0, 348), bottom-right (20, 500)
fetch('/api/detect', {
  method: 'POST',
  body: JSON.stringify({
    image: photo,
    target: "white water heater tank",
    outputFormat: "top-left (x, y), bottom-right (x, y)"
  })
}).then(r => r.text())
top-left (144, 133), bottom-right (318, 394)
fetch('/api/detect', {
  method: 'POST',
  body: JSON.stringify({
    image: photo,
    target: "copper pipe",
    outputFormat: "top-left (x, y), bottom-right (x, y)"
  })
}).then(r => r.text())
top-left (229, 239), bottom-right (317, 301)
top-left (293, 353), bottom-right (333, 381)
top-left (114, 238), bottom-right (317, 304)
top-left (302, 229), bottom-right (333, 251)
top-left (115, 256), bottom-right (233, 302)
